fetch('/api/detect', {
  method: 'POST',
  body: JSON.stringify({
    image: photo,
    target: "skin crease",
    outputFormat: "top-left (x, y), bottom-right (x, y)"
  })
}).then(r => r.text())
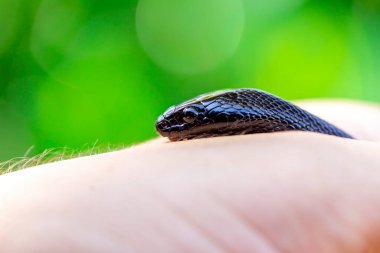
top-left (0, 100), bottom-right (380, 253)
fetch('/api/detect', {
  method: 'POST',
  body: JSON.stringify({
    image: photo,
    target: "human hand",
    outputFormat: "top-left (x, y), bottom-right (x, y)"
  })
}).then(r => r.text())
top-left (1, 100), bottom-right (380, 253)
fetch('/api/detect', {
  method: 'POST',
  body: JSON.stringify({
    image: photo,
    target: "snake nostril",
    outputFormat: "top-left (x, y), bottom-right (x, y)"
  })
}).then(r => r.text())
top-left (156, 120), bottom-right (169, 130)
top-left (155, 121), bottom-right (172, 137)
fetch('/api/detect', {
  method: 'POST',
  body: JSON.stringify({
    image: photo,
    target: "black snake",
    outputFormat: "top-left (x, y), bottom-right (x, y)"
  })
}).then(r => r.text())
top-left (155, 89), bottom-right (353, 141)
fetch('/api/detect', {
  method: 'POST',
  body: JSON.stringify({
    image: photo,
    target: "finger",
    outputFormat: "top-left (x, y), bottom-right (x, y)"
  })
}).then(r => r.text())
top-left (1, 133), bottom-right (380, 252)
top-left (295, 100), bottom-right (380, 142)
top-left (132, 133), bottom-right (380, 253)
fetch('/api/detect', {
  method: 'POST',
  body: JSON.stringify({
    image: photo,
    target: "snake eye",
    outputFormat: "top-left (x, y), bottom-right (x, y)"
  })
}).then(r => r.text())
top-left (183, 107), bottom-right (198, 124)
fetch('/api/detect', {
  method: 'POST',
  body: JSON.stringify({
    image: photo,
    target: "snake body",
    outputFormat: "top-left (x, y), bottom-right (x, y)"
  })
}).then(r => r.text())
top-left (155, 89), bottom-right (353, 141)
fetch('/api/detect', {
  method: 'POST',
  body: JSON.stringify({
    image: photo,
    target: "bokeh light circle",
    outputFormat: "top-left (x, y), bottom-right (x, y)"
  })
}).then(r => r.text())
top-left (136, 0), bottom-right (245, 75)
top-left (256, 11), bottom-right (347, 98)
top-left (30, 0), bottom-right (85, 74)
top-left (247, 0), bottom-right (306, 20)
top-left (0, 0), bottom-right (21, 53)
top-left (31, 12), bottom-right (164, 147)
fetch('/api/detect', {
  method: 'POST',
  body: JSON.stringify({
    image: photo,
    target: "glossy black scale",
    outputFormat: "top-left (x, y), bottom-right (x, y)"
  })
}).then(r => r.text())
top-left (155, 89), bottom-right (353, 141)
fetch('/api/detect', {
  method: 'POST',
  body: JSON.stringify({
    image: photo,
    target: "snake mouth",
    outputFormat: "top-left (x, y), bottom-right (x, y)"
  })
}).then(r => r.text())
top-left (158, 121), bottom-right (237, 141)
top-left (155, 115), bottom-right (191, 138)
top-left (156, 125), bottom-right (191, 141)
top-left (155, 119), bottom-right (202, 141)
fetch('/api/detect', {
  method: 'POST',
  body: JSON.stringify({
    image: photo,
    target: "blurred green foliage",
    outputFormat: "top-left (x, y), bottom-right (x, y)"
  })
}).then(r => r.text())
top-left (1, 0), bottom-right (380, 161)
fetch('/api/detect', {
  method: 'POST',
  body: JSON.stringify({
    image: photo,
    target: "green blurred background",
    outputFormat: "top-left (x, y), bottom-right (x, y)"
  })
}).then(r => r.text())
top-left (1, 0), bottom-right (379, 161)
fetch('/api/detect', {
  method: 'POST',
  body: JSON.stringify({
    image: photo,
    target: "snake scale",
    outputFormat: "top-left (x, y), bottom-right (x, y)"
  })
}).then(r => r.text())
top-left (155, 89), bottom-right (353, 141)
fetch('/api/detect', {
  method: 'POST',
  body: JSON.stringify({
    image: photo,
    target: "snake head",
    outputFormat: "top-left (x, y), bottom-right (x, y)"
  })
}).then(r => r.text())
top-left (155, 90), bottom-right (244, 141)
top-left (155, 102), bottom-right (208, 141)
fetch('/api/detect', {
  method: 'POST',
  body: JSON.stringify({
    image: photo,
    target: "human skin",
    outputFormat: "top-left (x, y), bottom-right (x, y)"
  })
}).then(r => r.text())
top-left (0, 100), bottom-right (380, 253)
